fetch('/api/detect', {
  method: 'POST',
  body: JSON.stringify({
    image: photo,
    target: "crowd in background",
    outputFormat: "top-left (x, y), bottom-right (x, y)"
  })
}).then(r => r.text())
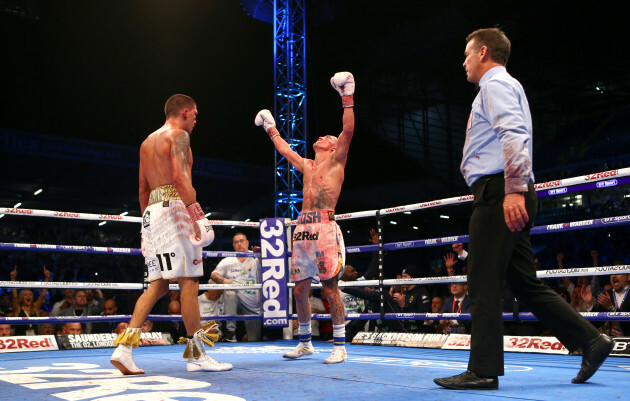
top-left (2, 194), bottom-right (630, 340)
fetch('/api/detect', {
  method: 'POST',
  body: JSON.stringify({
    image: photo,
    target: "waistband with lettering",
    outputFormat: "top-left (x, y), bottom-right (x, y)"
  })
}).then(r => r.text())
top-left (297, 209), bottom-right (335, 224)
top-left (148, 185), bottom-right (181, 205)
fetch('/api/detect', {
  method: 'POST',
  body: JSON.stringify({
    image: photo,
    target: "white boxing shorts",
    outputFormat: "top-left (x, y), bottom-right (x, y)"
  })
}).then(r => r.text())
top-left (290, 209), bottom-right (345, 282)
top-left (141, 185), bottom-right (204, 281)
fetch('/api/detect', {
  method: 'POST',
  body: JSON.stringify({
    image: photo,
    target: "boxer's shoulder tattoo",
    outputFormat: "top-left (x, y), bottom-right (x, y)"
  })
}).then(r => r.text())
top-left (173, 131), bottom-right (190, 168)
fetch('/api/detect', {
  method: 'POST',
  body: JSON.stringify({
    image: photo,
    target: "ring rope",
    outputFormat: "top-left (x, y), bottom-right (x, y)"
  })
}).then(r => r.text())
top-left (0, 207), bottom-right (260, 227)
top-left (4, 311), bottom-right (630, 326)
top-left (5, 264), bottom-right (629, 292)
top-left (4, 213), bottom-right (630, 259)
top-left (2, 168), bottom-right (626, 224)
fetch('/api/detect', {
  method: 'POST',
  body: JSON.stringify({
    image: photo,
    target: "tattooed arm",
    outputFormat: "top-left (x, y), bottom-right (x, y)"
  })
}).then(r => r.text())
top-left (170, 129), bottom-right (197, 206)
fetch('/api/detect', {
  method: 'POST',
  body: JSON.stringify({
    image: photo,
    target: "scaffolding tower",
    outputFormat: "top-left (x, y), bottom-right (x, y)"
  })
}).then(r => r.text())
top-left (272, 0), bottom-right (307, 219)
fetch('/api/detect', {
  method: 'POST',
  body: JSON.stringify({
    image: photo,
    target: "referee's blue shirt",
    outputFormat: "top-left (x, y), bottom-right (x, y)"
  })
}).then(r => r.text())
top-left (460, 66), bottom-right (534, 194)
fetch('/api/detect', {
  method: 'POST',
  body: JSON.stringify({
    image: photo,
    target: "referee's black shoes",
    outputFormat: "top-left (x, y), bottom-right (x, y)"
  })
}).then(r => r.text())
top-left (434, 370), bottom-right (498, 390)
top-left (572, 333), bottom-right (613, 383)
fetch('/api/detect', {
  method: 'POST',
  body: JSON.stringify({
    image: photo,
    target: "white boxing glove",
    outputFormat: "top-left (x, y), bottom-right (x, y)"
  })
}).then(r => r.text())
top-left (186, 202), bottom-right (215, 247)
top-left (331, 71), bottom-right (355, 95)
top-left (255, 109), bottom-right (281, 140)
top-left (190, 218), bottom-right (215, 247)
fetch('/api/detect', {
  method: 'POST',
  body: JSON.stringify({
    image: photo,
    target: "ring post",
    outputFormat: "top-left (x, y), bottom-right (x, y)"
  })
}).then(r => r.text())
top-left (376, 211), bottom-right (385, 320)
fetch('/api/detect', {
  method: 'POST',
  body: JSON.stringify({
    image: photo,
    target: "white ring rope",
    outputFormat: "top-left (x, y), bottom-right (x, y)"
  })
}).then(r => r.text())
top-left (3, 168), bottom-right (627, 223)
top-left (4, 265), bottom-right (629, 291)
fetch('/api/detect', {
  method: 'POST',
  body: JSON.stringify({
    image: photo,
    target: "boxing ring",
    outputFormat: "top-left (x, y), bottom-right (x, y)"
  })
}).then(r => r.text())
top-left (2, 168), bottom-right (630, 400)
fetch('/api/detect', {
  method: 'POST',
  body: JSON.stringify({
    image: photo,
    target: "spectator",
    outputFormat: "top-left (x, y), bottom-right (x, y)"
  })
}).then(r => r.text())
top-left (308, 289), bottom-right (326, 340)
top-left (424, 296), bottom-right (447, 333)
top-left (162, 300), bottom-right (188, 341)
top-left (37, 323), bottom-right (54, 335)
top-left (85, 289), bottom-right (103, 308)
top-left (0, 293), bottom-right (12, 316)
top-left (555, 287), bottom-right (570, 303)
top-left (114, 322), bottom-right (129, 335)
top-left (211, 232), bottom-right (262, 342)
top-left (156, 289), bottom-right (180, 315)
top-left (10, 265), bottom-right (51, 336)
top-left (444, 243), bottom-right (468, 276)
top-left (92, 298), bottom-right (119, 334)
top-left (341, 282), bottom-right (407, 333)
top-left (50, 289), bottom-right (75, 317)
top-left (398, 265), bottom-right (431, 332)
top-left (54, 324), bottom-right (65, 335)
top-left (198, 280), bottom-right (224, 337)
top-left (0, 324), bottom-right (11, 336)
top-left (57, 289), bottom-right (104, 333)
top-left (63, 322), bottom-right (83, 335)
top-left (557, 251), bottom-right (599, 295)
top-left (439, 283), bottom-right (471, 334)
top-left (339, 264), bottom-right (367, 340)
top-left (289, 289), bottom-right (327, 340)
top-left (356, 229), bottom-right (380, 281)
top-left (141, 320), bottom-right (154, 333)
top-left (591, 271), bottom-right (630, 337)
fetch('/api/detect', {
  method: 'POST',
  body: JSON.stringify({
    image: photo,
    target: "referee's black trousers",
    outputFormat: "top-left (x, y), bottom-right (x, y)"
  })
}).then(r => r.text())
top-left (467, 175), bottom-right (599, 377)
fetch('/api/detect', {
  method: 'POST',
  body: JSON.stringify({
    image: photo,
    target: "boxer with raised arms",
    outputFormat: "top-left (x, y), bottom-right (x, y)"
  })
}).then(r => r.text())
top-left (255, 72), bottom-right (355, 363)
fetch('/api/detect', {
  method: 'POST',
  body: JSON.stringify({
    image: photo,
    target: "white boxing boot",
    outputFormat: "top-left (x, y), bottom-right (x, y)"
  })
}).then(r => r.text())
top-left (323, 347), bottom-right (347, 364)
top-left (283, 341), bottom-right (315, 359)
top-left (110, 328), bottom-right (145, 375)
top-left (182, 327), bottom-right (232, 372)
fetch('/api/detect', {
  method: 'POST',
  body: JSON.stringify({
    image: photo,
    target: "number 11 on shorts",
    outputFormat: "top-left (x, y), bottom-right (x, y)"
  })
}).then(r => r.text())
top-left (156, 252), bottom-right (175, 271)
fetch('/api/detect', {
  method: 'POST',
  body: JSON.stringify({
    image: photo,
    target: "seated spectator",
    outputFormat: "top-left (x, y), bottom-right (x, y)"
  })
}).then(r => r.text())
top-left (57, 289), bottom-right (104, 333)
top-left (591, 271), bottom-right (630, 337)
top-left (10, 265), bottom-right (51, 336)
top-left (342, 282), bottom-right (407, 333)
top-left (555, 287), bottom-right (570, 303)
top-left (54, 324), bottom-right (65, 335)
top-left (37, 323), bottom-right (54, 335)
top-left (161, 300), bottom-right (187, 340)
top-left (0, 324), bottom-right (11, 336)
top-left (556, 251), bottom-right (599, 295)
top-left (141, 320), bottom-right (154, 332)
top-left (439, 283), bottom-right (471, 334)
top-left (91, 298), bottom-right (119, 334)
top-left (50, 289), bottom-right (75, 317)
top-left (444, 243), bottom-right (468, 276)
top-left (399, 265), bottom-right (431, 332)
top-left (570, 285), bottom-right (593, 312)
top-left (0, 293), bottom-right (12, 316)
top-left (340, 264), bottom-right (368, 341)
top-left (291, 289), bottom-right (326, 340)
top-left (84, 289), bottom-right (103, 308)
top-left (424, 296), bottom-right (446, 333)
top-left (63, 322), bottom-right (83, 335)
top-left (198, 280), bottom-right (225, 337)
top-left (114, 322), bottom-right (129, 335)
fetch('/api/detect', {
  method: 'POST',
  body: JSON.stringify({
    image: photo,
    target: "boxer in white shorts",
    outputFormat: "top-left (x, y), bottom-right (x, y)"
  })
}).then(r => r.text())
top-left (110, 94), bottom-right (231, 375)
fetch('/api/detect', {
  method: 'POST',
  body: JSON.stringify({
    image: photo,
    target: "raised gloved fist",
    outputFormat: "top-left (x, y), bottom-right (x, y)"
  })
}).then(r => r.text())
top-left (255, 109), bottom-right (281, 141)
top-left (331, 72), bottom-right (355, 95)
top-left (186, 202), bottom-right (215, 247)
top-left (330, 72), bottom-right (354, 107)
